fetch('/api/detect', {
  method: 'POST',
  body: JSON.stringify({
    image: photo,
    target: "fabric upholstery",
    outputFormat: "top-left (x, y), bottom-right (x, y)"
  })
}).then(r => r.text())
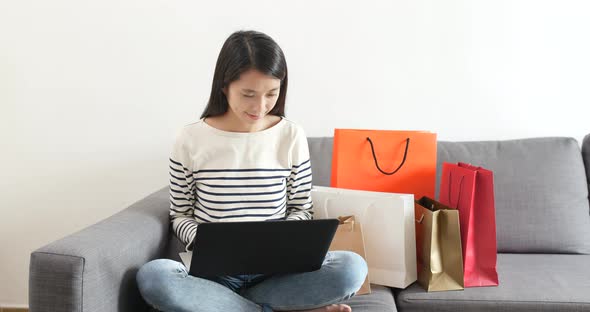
top-left (307, 137), bottom-right (334, 187)
top-left (437, 137), bottom-right (590, 253)
top-left (395, 253), bottom-right (590, 312)
top-left (29, 186), bottom-right (170, 312)
top-left (344, 285), bottom-right (397, 312)
top-left (29, 252), bottom-right (84, 312)
top-left (582, 134), bottom-right (590, 200)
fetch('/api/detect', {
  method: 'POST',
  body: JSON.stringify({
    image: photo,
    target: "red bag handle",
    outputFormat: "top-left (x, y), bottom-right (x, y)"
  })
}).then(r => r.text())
top-left (448, 171), bottom-right (465, 209)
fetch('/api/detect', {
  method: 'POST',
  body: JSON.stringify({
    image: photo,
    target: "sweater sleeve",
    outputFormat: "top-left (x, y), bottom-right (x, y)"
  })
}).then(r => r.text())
top-left (285, 127), bottom-right (314, 220)
top-left (169, 128), bottom-right (199, 251)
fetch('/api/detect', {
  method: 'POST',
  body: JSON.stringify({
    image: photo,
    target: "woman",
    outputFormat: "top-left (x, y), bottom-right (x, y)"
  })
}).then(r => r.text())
top-left (136, 30), bottom-right (368, 312)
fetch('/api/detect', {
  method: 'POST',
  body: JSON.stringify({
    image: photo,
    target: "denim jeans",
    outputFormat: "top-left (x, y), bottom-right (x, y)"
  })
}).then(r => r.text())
top-left (136, 250), bottom-right (368, 312)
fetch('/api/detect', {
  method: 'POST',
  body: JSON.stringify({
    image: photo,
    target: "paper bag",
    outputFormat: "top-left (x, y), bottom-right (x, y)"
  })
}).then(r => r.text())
top-left (312, 186), bottom-right (417, 288)
top-left (329, 215), bottom-right (371, 295)
top-left (439, 162), bottom-right (499, 287)
top-left (331, 129), bottom-right (437, 199)
top-left (415, 196), bottom-right (464, 292)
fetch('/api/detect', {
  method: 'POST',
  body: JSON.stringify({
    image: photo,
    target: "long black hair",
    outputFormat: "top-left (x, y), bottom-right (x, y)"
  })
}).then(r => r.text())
top-left (201, 30), bottom-right (289, 119)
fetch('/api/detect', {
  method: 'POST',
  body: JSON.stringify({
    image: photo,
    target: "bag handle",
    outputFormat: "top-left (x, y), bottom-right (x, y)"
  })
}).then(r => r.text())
top-left (366, 137), bottom-right (410, 175)
top-left (447, 171), bottom-right (465, 209)
top-left (415, 214), bottom-right (425, 224)
top-left (338, 215), bottom-right (356, 231)
top-left (415, 201), bottom-right (435, 223)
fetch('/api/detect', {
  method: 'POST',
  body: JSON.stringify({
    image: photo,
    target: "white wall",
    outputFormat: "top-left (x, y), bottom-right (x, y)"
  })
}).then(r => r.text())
top-left (1, 0), bottom-right (589, 306)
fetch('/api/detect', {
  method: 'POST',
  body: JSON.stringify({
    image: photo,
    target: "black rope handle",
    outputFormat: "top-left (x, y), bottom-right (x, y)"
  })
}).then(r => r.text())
top-left (448, 171), bottom-right (465, 209)
top-left (366, 137), bottom-right (410, 175)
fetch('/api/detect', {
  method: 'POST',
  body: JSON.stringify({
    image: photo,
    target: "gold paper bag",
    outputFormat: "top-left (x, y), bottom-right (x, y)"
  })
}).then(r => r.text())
top-left (415, 197), bottom-right (464, 292)
top-left (329, 216), bottom-right (371, 295)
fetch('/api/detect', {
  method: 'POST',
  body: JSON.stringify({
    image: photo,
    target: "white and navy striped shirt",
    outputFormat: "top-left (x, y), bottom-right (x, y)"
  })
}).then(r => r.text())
top-left (169, 117), bottom-right (313, 251)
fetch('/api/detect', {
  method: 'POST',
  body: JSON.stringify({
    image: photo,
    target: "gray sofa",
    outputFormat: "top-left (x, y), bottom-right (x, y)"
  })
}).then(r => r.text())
top-left (30, 134), bottom-right (590, 312)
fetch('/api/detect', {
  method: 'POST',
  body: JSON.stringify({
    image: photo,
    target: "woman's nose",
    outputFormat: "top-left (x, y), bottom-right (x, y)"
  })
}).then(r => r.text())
top-left (253, 97), bottom-right (268, 112)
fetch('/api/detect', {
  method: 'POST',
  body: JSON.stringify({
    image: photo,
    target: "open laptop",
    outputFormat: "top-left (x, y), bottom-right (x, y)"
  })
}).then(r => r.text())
top-left (188, 219), bottom-right (339, 278)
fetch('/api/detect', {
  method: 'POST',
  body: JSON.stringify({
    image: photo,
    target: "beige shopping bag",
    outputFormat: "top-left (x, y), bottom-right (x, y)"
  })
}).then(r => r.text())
top-left (415, 196), bottom-right (464, 292)
top-left (329, 216), bottom-right (371, 295)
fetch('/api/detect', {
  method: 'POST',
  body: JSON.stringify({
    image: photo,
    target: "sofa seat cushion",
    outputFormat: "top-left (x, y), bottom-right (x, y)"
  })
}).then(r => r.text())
top-left (395, 253), bottom-right (590, 311)
top-left (343, 284), bottom-right (398, 312)
top-left (437, 138), bottom-right (590, 254)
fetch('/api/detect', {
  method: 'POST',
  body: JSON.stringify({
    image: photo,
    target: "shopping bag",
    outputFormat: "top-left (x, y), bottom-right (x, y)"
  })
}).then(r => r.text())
top-left (439, 162), bottom-right (499, 287)
top-left (415, 196), bottom-right (464, 291)
top-left (312, 186), bottom-right (417, 288)
top-left (331, 129), bottom-right (437, 199)
top-left (329, 216), bottom-right (371, 295)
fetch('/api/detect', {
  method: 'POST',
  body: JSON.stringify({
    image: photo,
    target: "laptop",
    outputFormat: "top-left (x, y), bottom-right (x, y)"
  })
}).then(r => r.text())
top-left (188, 219), bottom-right (339, 278)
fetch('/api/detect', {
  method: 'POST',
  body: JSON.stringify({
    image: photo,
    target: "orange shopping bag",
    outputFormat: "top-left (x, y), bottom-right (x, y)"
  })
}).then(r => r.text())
top-left (331, 129), bottom-right (437, 199)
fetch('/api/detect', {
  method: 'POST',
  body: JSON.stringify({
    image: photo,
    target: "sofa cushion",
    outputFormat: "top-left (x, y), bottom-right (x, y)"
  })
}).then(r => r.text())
top-left (583, 134), bottom-right (590, 199)
top-left (343, 284), bottom-right (398, 312)
top-left (437, 137), bottom-right (590, 254)
top-left (395, 253), bottom-right (590, 312)
top-left (308, 137), bottom-right (334, 187)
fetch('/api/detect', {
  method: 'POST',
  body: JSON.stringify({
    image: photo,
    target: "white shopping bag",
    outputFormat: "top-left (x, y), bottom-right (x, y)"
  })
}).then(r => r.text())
top-left (312, 186), bottom-right (417, 288)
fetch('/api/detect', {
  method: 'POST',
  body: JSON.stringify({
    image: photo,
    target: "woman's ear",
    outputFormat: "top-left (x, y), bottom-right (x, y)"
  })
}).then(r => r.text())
top-left (222, 86), bottom-right (228, 96)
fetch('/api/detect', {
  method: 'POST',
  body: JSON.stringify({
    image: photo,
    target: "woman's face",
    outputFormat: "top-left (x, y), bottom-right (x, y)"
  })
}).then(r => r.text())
top-left (222, 68), bottom-right (281, 126)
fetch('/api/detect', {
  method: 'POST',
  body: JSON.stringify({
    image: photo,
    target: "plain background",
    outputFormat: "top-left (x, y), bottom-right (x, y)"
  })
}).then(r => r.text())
top-left (1, 0), bottom-right (589, 307)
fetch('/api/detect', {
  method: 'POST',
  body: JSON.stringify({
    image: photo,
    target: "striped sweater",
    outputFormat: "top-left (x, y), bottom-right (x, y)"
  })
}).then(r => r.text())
top-left (168, 117), bottom-right (314, 251)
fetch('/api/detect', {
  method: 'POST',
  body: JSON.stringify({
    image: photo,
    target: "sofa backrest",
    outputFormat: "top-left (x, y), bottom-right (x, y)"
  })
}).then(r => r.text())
top-left (308, 136), bottom-right (590, 254)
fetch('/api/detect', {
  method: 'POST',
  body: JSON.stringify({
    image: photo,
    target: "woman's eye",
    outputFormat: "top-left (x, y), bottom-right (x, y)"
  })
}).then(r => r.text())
top-left (242, 94), bottom-right (277, 98)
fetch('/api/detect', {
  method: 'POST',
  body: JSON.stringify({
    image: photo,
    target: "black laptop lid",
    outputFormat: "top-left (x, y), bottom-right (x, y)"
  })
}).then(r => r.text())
top-left (189, 219), bottom-right (339, 278)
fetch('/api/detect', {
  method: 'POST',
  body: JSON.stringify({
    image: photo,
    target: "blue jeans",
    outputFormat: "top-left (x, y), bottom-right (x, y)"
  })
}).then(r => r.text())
top-left (136, 251), bottom-right (368, 312)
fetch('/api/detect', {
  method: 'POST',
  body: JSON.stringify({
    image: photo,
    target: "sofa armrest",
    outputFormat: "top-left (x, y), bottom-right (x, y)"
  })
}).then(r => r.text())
top-left (29, 186), bottom-right (170, 312)
top-left (583, 133), bottom-right (590, 199)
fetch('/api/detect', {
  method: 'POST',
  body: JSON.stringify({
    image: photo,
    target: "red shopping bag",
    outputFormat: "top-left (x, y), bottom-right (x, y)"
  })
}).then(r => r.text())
top-left (438, 162), bottom-right (499, 287)
top-left (331, 129), bottom-right (437, 199)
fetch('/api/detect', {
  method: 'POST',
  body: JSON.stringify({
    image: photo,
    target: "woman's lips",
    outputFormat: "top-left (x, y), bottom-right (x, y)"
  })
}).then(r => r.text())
top-left (246, 112), bottom-right (262, 120)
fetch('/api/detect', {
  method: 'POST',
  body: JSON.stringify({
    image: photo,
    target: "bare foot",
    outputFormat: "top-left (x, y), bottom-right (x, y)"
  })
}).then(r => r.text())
top-left (287, 303), bottom-right (352, 312)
